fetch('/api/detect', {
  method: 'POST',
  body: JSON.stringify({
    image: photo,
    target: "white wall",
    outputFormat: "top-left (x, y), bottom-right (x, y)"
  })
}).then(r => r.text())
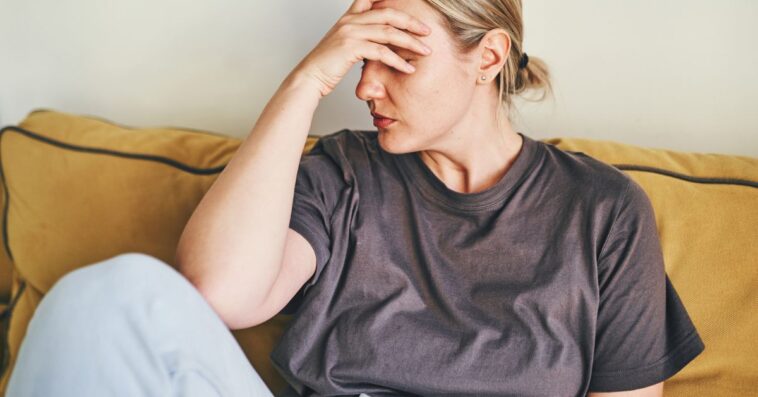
top-left (1, 0), bottom-right (756, 157)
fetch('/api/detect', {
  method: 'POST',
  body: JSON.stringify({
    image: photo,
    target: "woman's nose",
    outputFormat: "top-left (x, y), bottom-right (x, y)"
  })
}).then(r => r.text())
top-left (355, 60), bottom-right (388, 102)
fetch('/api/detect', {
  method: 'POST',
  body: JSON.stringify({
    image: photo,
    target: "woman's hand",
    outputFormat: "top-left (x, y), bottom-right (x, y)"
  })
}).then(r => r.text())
top-left (291, 0), bottom-right (433, 98)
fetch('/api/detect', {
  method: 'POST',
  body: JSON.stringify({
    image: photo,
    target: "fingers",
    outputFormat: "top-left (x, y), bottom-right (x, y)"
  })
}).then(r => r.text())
top-left (347, 7), bottom-right (432, 37)
top-left (362, 42), bottom-right (416, 73)
top-left (341, 2), bottom-right (433, 74)
top-left (348, 0), bottom-right (383, 15)
top-left (352, 24), bottom-right (432, 57)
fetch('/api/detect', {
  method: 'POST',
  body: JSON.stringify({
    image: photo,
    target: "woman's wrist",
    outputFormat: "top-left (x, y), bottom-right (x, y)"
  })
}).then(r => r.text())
top-left (280, 69), bottom-right (326, 102)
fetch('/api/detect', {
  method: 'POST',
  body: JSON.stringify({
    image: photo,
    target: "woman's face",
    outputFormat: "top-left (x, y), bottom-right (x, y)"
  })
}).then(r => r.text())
top-left (355, 0), bottom-right (480, 153)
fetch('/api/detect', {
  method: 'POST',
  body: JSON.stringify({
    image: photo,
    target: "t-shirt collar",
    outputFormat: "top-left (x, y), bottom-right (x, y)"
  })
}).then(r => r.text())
top-left (395, 132), bottom-right (543, 212)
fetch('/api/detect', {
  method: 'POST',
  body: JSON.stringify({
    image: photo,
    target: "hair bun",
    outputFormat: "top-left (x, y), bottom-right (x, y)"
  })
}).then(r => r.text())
top-left (518, 53), bottom-right (529, 70)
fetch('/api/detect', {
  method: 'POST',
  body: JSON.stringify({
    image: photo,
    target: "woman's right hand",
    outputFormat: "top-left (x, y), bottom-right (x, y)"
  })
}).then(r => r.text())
top-left (291, 0), bottom-right (433, 99)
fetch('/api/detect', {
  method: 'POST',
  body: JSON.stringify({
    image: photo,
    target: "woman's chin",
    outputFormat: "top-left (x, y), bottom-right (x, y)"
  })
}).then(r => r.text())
top-left (376, 130), bottom-right (397, 153)
top-left (377, 129), bottom-right (415, 155)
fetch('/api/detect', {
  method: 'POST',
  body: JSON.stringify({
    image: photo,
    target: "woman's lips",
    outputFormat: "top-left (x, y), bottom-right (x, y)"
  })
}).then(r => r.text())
top-left (373, 117), bottom-right (395, 128)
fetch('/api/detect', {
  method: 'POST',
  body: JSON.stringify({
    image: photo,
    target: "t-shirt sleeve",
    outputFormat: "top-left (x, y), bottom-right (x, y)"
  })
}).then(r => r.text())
top-left (588, 178), bottom-right (705, 392)
top-left (279, 142), bottom-right (346, 316)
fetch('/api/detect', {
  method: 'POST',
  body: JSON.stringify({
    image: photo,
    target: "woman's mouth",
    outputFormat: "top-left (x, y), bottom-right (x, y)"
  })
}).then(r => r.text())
top-left (373, 116), bottom-right (395, 128)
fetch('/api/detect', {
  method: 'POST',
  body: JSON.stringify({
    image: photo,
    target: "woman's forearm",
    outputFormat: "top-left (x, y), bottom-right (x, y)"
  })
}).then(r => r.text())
top-left (174, 71), bottom-right (322, 318)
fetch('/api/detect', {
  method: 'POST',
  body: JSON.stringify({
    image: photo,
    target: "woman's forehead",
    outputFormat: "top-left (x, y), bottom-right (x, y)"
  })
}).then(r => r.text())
top-left (370, 0), bottom-right (445, 47)
top-left (370, 0), bottom-right (440, 26)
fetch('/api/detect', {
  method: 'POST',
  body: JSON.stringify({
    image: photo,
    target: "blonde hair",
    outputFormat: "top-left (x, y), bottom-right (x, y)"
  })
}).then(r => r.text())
top-left (423, 0), bottom-right (553, 123)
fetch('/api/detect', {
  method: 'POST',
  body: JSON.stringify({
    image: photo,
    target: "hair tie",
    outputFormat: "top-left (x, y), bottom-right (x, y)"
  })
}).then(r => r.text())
top-left (518, 53), bottom-right (529, 70)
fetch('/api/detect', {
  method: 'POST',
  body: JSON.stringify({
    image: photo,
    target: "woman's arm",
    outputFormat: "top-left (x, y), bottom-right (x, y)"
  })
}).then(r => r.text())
top-left (174, 71), bottom-right (322, 328)
top-left (174, 0), bottom-right (432, 329)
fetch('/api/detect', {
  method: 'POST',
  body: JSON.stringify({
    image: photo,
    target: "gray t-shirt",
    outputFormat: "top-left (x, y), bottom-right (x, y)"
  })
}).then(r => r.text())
top-left (270, 129), bottom-right (704, 397)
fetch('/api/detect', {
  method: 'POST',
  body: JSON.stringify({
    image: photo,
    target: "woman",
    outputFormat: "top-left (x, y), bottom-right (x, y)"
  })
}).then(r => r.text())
top-left (7, 0), bottom-right (704, 396)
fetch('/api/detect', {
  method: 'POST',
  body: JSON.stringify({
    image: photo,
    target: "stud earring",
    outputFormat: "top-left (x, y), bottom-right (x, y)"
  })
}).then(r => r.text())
top-left (480, 75), bottom-right (487, 81)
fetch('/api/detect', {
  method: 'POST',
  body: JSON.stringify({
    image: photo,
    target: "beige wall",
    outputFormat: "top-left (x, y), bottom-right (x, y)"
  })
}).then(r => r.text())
top-left (1, 0), bottom-right (755, 157)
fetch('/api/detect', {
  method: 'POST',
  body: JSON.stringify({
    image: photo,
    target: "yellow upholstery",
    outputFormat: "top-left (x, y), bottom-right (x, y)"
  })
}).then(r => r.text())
top-left (0, 224), bottom-right (9, 304)
top-left (0, 109), bottom-right (755, 396)
top-left (0, 151), bottom-right (12, 373)
top-left (0, 303), bottom-right (6, 378)
top-left (0, 154), bottom-right (11, 305)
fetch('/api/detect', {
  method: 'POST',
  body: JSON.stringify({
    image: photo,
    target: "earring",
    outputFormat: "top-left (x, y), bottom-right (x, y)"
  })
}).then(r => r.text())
top-left (480, 75), bottom-right (487, 81)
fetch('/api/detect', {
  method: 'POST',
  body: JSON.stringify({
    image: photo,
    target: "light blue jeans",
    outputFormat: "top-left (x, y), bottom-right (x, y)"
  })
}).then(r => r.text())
top-left (6, 252), bottom-right (338, 397)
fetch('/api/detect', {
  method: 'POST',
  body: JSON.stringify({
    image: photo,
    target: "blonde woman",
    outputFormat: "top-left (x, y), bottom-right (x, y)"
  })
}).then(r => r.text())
top-left (7, 0), bottom-right (704, 396)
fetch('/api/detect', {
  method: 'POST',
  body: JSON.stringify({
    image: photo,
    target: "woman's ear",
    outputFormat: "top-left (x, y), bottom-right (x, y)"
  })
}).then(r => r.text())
top-left (477, 29), bottom-right (511, 81)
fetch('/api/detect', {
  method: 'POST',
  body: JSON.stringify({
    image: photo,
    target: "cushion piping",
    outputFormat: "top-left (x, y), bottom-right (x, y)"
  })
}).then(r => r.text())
top-left (0, 126), bottom-right (227, 177)
top-left (0, 278), bottom-right (25, 378)
top-left (612, 163), bottom-right (758, 188)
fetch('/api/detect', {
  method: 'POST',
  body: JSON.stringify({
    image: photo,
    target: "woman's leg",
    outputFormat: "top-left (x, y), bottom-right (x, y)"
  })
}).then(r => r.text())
top-left (6, 252), bottom-right (275, 397)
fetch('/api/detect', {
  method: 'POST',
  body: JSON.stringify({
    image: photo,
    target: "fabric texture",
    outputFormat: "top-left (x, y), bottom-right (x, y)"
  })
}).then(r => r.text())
top-left (271, 129), bottom-right (705, 396)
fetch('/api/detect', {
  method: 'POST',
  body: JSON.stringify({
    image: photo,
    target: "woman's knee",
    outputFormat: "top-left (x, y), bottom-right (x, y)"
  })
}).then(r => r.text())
top-left (46, 252), bottom-right (186, 306)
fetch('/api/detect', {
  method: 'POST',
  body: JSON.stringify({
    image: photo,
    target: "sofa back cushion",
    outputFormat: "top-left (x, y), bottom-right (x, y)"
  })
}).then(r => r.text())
top-left (0, 154), bottom-right (12, 374)
top-left (0, 195), bottom-right (10, 304)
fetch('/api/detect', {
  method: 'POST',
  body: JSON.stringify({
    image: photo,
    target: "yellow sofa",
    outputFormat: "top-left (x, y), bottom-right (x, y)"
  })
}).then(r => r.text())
top-left (1, 109), bottom-right (756, 396)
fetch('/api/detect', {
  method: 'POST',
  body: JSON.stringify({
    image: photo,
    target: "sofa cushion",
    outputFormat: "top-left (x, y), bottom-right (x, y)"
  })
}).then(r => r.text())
top-left (0, 302), bottom-right (6, 376)
top-left (0, 217), bottom-right (10, 305)
top-left (0, 109), bottom-right (320, 394)
top-left (545, 137), bottom-right (758, 396)
top-left (0, 145), bottom-right (11, 373)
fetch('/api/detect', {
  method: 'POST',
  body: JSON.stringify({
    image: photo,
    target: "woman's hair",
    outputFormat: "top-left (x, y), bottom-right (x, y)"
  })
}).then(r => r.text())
top-left (423, 0), bottom-right (553, 121)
